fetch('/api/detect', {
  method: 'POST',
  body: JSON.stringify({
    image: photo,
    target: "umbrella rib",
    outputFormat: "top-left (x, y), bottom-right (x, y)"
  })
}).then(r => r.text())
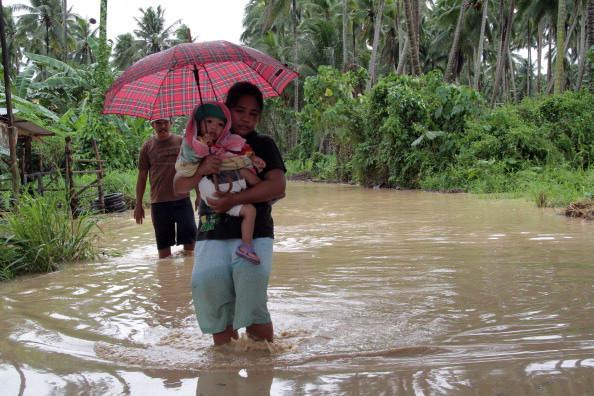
top-left (202, 66), bottom-right (219, 102)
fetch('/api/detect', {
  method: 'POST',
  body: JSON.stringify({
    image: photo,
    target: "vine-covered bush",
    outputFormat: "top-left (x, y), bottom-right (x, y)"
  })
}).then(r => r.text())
top-left (348, 71), bottom-right (485, 188)
top-left (297, 66), bottom-right (367, 181)
top-left (534, 91), bottom-right (594, 168)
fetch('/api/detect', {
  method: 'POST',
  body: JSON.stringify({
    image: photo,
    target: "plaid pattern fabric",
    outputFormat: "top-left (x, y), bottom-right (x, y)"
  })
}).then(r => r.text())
top-left (103, 41), bottom-right (298, 120)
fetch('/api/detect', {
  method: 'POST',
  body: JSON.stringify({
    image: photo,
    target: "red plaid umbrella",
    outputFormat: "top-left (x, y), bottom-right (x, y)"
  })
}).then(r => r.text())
top-left (102, 40), bottom-right (298, 120)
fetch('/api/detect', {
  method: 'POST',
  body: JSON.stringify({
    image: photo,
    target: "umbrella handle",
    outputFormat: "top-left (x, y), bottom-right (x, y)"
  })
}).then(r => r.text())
top-left (193, 65), bottom-right (204, 105)
top-left (213, 174), bottom-right (233, 196)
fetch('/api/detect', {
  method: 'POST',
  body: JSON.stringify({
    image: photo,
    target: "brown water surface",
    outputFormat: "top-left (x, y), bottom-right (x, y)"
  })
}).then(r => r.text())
top-left (1, 182), bottom-right (593, 395)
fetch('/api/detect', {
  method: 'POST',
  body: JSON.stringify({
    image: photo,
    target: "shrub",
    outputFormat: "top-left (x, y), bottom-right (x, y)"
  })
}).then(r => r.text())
top-left (0, 191), bottom-right (99, 280)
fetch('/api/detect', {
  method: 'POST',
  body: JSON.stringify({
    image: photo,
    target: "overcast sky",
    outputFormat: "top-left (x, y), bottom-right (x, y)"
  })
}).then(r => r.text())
top-left (3, 0), bottom-right (249, 44)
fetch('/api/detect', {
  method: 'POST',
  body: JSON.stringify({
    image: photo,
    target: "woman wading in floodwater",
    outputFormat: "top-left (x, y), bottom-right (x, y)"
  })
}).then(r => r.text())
top-left (173, 82), bottom-right (286, 345)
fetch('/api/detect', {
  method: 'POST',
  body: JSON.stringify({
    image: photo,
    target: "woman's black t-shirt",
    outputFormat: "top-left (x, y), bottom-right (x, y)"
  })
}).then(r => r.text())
top-left (196, 131), bottom-right (286, 241)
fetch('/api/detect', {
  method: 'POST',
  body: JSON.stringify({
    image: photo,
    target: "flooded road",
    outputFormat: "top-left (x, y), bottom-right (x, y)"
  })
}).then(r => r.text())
top-left (1, 182), bottom-right (593, 395)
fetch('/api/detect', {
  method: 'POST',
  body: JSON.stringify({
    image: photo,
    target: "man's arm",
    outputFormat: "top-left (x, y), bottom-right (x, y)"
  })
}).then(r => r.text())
top-left (206, 168), bottom-right (286, 214)
top-left (134, 169), bottom-right (148, 224)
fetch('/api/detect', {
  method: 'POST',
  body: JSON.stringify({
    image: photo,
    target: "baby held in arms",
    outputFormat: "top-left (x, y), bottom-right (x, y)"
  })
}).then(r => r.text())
top-left (176, 101), bottom-right (266, 264)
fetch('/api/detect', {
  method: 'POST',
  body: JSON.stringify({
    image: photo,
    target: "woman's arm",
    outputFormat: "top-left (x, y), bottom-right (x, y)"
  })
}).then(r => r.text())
top-left (173, 154), bottom-right (222, 194)
top-left (206, 168), bottom-right (286, 213)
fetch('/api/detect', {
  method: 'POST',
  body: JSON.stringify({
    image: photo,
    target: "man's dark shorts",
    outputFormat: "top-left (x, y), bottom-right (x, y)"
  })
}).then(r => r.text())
top-left (151, 197), bottom-right (197, 250)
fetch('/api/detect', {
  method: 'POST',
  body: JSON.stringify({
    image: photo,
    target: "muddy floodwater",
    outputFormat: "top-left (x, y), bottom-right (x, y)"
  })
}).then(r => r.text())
top-left (1, 182), bottom-right (593, 395)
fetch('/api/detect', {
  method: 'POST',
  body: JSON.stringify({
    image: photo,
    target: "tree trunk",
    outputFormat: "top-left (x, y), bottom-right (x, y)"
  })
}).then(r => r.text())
top-left (292, 0), bottom-right (299, 148)
top-left (367, 0), bottom-right (385, 90)
top-left (444, 0), bottom-right (469, 83)
top-left (537, 19), bottom-right (543, 93)
top-left (0, 4), bottom-right (20, 196)
top-left (547, 20), bottom-right (552, 91)
top-left (473, 0), bottom-right (488, 90)
top-left (342, 0), bottom-right (348, 71)
top-left (548, 0), bottom-right (577, 93)
top-left (62, 0), bottom-right (68, 62)
top-left (554, 0), bottom-right (566, 95)
top-left (490, 0), bottom-right (515, 108)
top-left (587, 0), bottom-right (594, 94)
top-left (397, 0), bottom-right (405, 71)
top-left (508, 47), bottom-right (517, 103)
top-left (396, 37), bottom-right (409, 74)
top-left (576, 0), bottom-right (587, 91)
top-left (526, 21), bottom-right (531, 97)
top-left (403, 0), bottom-right (421, 76)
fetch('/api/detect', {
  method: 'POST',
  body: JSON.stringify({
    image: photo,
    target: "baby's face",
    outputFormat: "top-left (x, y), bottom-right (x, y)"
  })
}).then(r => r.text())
top-left (199, 116), bottom-right (225, 143)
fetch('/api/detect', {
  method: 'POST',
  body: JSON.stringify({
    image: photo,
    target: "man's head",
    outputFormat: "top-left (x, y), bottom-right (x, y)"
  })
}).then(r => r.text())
top-left (150, 117), bottom-right (172, 141)
top-left (194, 103), bottom-right (227, 143)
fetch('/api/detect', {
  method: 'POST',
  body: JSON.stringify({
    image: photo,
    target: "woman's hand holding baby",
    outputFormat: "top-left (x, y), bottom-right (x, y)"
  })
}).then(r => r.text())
top-left (199, 154), bottom-right (222, 175)
top-left (251, 155), bottom-right (266, 172)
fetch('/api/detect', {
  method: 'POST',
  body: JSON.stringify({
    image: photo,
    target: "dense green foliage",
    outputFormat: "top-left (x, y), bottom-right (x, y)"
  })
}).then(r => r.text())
top-left (286, 68), bottom-right (593, 205)
top-left (0, 191), bottom-right (99, 281)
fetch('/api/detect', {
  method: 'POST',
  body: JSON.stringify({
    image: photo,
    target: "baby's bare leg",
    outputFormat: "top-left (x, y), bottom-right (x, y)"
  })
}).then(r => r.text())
top-left (236, 204), bottom-right (260, 264)
top-left (240, 168), bottom-right (262, 187)
top-left (239, 203), bottom-right (256, 245)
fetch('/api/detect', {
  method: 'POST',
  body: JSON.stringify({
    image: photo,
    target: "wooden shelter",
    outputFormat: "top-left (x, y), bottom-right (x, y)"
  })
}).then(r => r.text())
top-left (0, 108), bottom-right (56, 177)
top-left (0, 111), bottom-right (107, 214)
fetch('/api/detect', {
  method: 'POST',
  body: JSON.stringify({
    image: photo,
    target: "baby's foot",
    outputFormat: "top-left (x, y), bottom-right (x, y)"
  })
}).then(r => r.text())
top-left (235, 242), bottom-right (261, 265)
top-left (266, 193), bottom-right (286, 205)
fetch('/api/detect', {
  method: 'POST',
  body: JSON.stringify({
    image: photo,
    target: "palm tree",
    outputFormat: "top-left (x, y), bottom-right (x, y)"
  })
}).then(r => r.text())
top-left (403, 0), bottom-right (421, 75)
top-left (444, 0), bottom-right (469, 83)
top-left (299, 18), bottom-right (342, 75)
top-left (515, 0), bottom-right (556, 94)
top-left (258, 0), bottom-right (302, 145)
top-left (111, 33), bottom-right (140, 71)
top-left (588, 0), bottom-right (594, 93)
top-left (1, 6), bottom-right (23, 78)
top-left (133, 6), bottom-right (180, 55)
top-left (554, 0), bottom-right (567, 94)
top-left (342, 0), bottom-right (348, 70)
top-left (69, 15), bottom-right (97, 65)
top-left (490, 0), bottom-right (516, 107)
top-left (172, 24), bottom-right (194, 44)
top-left (473, 0), bottom-right (489, 90)
top-left (576, 0), bottom-right (588, 91)
top-left (367, 0), bottom-right (385, 89)
top-left (12, 0), bottom-right (72, 59)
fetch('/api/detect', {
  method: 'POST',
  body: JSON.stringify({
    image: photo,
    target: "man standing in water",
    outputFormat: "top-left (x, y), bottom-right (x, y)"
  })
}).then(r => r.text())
top-left (135, 117), bottom-right (198, 258)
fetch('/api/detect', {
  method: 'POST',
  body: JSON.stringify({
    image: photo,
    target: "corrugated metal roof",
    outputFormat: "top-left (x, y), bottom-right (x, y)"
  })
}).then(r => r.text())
top-left (0, 108), bottom-right (56, 137)
top-left (11, 119), bottom-right (56, 136)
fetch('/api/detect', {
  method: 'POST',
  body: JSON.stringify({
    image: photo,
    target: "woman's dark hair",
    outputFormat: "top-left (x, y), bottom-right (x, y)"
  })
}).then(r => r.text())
top-left (225, 82), bottom-right (264, 111)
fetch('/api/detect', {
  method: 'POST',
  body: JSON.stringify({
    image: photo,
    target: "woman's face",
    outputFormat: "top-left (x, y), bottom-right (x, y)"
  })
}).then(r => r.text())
top-left (229, 95), bottom-right (261, 137)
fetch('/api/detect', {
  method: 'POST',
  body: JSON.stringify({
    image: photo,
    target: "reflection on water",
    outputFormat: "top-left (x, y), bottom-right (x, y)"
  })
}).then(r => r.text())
top-left (1, 182), bottom-right (593, 395)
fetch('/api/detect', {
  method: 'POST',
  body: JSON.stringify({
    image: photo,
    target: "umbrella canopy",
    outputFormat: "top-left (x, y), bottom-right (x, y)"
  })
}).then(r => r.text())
top-left (103, 41), bottom-right (298, 120)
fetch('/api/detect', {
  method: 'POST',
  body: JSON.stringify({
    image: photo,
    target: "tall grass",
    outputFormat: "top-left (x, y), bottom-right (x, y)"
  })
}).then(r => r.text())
top-left (420, 165), bottom-right (594, 207)
top-left (0, 191), bottom-right (100, 281)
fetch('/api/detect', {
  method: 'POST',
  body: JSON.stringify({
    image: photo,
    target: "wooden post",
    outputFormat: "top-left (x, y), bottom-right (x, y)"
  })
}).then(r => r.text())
top-left (62, 0), bottom-right (68, 62)
top-left (24, 137), bottom-right (32, 174)
top-left (91, 140), bottom-right (105, 214)
top-left (64, 136), bottom-right (76, 213)
top-left (36, 172), bottom-right (43, 194)
top-left (0, 0), bottom-right (20, 198)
